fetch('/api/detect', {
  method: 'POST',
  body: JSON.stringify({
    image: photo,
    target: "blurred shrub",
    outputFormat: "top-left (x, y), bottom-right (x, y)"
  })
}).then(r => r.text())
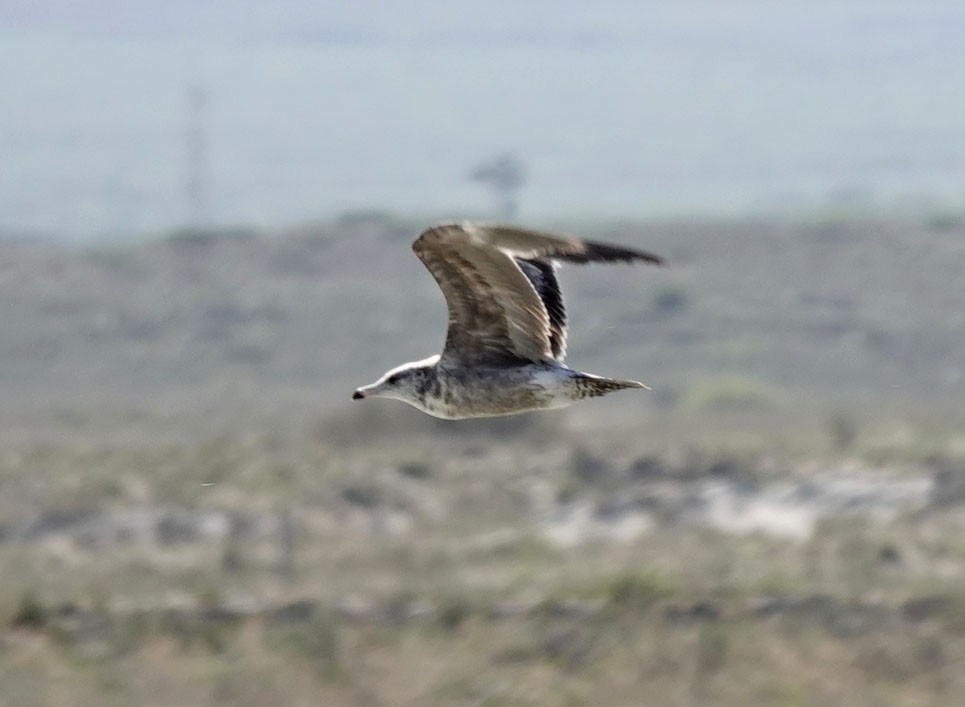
top-left (164, 226), bottom-right (255, 247)
top-left (827, 410), bottom-right (859, 452)
top-left (925, 212), bottom-right (961, 233)
top-left (570, 446), bottom-right (612, 485)
top-left (11, 592), bottom-right (47, 629)
top-left (340, 482), bottom-right (383, 509)
top-left (438, 594), bottom-right (473, 632)
top-left (652, 285), bottom-right (690, 317)
top-left (606, 571), bottom-right (674, 612)
top-left (397, 461), bottom-right (434, 480)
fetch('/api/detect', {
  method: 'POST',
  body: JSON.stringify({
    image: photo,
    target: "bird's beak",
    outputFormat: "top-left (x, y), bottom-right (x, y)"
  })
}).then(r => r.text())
top-left (354, 379), bottom-right (388, 401)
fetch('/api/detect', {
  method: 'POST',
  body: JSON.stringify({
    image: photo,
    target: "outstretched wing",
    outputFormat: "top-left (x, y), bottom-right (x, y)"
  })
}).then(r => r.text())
top-left (412, 222), bottom-right (665, 366)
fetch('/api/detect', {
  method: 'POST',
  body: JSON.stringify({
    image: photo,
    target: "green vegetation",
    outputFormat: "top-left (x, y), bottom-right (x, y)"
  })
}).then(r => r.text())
top-left (1, 214), bottom-right (965, 705)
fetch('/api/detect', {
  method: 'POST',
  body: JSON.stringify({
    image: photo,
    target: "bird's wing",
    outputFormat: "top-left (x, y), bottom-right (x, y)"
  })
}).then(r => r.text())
top-left (412, 223), bottom-right (551, 364)
top-left (412, 222), bottom-right (665, 366)
top-left (514, 258), bottom-right (567, 361)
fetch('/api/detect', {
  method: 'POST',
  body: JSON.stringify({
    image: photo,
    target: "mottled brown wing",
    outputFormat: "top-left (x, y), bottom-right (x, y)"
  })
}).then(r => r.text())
top-left (412, 222), bottom-right (666, 366)
top-left (412, 224), bottom-right (554, 365)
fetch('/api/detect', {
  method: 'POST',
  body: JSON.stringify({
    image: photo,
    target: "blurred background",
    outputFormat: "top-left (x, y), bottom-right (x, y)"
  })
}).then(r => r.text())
top-left (4, 0), bottom-right (964, 239)
top-left (2, 2), bottom-right (965, 706)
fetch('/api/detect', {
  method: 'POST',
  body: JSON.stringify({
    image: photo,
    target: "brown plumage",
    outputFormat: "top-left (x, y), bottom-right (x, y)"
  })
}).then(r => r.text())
top-left (412, 222), bottom-right (664, 366)
top-left (352, 222), bottom-right (665, 419)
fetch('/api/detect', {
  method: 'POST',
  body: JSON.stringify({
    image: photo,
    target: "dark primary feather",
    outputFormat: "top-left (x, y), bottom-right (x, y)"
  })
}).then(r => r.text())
top-left (552, 239), bottom-right (665, 266)
top-left (475, 223), bottom-right (665, 266)
top-left (515, 258), bottom-right (567, 360)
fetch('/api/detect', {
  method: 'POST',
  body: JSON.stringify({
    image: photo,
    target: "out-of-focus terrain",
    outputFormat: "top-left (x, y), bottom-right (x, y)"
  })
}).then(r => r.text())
top-left (2, 213), bottom-right (965, 706)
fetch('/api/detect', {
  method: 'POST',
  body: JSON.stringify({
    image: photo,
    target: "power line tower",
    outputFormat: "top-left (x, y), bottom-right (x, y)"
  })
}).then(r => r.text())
top-left (184, 84), bottom-right (209, 230)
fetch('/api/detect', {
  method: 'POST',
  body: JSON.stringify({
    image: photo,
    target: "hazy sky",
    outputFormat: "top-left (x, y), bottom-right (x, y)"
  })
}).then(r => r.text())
top-left (2, 1), bottom-right (963, 239)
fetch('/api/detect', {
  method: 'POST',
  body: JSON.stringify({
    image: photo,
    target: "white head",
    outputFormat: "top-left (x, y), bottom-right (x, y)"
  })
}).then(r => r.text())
top-left (352, 355), bottom-right (440, 409)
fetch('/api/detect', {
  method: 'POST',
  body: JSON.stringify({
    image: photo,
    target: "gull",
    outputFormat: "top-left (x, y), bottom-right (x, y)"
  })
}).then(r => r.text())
top-left (352, 222), bottom-right (665, 419)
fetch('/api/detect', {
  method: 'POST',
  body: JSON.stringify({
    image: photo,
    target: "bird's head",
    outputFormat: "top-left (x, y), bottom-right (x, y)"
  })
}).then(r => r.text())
top-left (352, 355), bottom-right (439, 406)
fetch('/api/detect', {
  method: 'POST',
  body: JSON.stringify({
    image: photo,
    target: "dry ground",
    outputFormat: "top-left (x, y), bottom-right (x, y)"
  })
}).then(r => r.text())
top-left (1, 214), bottom-right (964, 705)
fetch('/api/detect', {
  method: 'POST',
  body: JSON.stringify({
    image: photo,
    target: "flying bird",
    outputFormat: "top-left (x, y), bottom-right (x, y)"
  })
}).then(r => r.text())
top-left (352, 222), bottom-right (665, 419)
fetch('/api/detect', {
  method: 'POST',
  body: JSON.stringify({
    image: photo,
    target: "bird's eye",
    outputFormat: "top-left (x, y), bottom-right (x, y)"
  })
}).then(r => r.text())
top-left (386, 374), bottom-right (401, 384)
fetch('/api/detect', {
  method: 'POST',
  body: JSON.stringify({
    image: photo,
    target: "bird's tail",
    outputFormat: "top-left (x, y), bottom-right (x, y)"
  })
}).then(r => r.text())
top-left (576, 375), bottom-right (650, 400)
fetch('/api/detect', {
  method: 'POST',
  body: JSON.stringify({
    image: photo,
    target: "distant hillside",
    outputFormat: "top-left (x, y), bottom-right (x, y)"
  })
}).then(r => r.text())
top-left (1, 214), bottom-right (963, 411)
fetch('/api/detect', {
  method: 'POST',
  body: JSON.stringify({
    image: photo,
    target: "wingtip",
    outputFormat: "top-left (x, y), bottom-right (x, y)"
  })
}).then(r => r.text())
top-left (573, 237), bottom-right (667, 268)
top-left (631, 251), bottom-right (667, 267)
